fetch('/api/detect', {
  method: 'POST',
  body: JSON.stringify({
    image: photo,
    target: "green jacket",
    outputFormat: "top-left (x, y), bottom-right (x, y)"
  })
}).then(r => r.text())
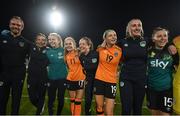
top-left (46, 47), bottom-right (67, 80)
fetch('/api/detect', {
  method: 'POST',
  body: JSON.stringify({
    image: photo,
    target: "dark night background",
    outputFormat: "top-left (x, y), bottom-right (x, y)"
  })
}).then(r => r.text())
top-left (0, 0), bottom-right (180, 47)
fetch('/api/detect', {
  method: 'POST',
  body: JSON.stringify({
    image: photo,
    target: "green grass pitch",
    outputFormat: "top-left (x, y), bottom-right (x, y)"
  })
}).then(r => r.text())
top-left (6, 78), bottom-right (151, 115)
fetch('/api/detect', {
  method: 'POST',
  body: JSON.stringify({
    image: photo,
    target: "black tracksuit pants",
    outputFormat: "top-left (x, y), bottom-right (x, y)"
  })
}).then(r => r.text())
top-left (119, 78), bottom-right (146, 115)
top-left (47, 79), bottom-right (66, 115)
top-left (85, 76), bottom-right (94, 115)
top-left (0, 71), bottom-right (25, 115)
top-left (27, 77), bottom-right (47, 115)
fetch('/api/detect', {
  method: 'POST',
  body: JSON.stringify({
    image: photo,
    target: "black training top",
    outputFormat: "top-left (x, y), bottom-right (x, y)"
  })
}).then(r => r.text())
top-left (79, 50), bottom-right (99, 79)
top-left (117, 37), bottom-right (151, 80)
top-left (28, 45), bottom-right (49, 79)
top-left (0, 32), bottom-right (30, 72)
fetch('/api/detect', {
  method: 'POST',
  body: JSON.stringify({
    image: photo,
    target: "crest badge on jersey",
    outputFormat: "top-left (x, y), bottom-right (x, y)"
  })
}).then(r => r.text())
top-left (140, 41), bottom-right (146, 47)
top-left (42, 50), bottom-right (46, 54)
top-left (58, 52), bottom-right (62, 56)
top-left (120, 81), bottom-right (124, 87)
top-left (33, 47), bottom-right (36, 51)
top-left (124, 43), bottom-right (128, 47)
top-left (92, 58), bottom-right (97, 63)
top-left (114, 52), bottom-right (118, 57)
top-left (58, 52), bottom-right (63, 59)
top-left (3, 40), bottom-right (7, 44)
top-left (19, 42), bottom-right (24, 47)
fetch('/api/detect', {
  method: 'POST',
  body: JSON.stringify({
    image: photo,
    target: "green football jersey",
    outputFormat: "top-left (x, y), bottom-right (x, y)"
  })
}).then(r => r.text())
top-left (147, 48), bottom-right (173, 91)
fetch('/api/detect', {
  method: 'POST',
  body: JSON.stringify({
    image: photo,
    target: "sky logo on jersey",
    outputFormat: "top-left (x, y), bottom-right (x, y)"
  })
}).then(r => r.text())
top-left (150, 59), bottom-right (169, 69)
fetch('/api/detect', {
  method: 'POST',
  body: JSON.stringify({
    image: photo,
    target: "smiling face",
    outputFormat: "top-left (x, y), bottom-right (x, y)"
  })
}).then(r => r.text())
top-left (48, 35), bottom-right (60, 48)
top-left (127, 19), bottom-right (143, 38)
top-left (64, 37), bottom-right (76, 52)
top-left (153, 30), bottom-right (168, 49)
top-left (79, 39), bottom-right (91, 54)
top-left (9, 17), bottom-right (24, 37)
top-left (35, 35), bottom-right (47, 48)
top-left (103, 30), bottom-right (117, 47)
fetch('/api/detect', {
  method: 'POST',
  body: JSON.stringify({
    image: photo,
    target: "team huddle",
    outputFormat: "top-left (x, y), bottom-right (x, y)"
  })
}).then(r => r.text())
top-left (0, 16), bottom-right (180, 115)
